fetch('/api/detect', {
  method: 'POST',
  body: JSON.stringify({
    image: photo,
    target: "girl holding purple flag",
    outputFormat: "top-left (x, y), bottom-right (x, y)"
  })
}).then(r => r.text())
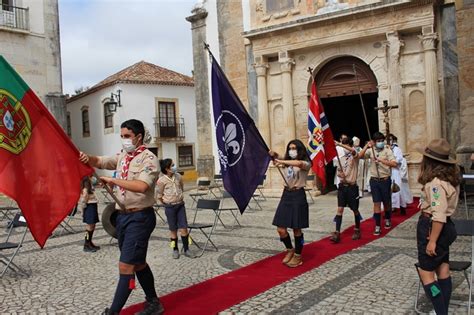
top-left (270, 139), bottom-right (312, 268)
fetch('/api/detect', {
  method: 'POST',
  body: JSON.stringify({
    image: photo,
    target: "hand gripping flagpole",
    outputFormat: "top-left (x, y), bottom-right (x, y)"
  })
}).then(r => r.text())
top-left (353, 64), bottom-right (381, 178)
top-left (91, 172), bottom-right (126, 211)
top-left (204, 42), bottom-right (290, 187)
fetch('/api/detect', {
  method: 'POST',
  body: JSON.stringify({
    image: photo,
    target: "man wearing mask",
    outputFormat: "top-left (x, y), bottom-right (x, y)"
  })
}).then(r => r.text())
top-left (359, 131), bottom-right (397, 235)
top-left (333, 134), bottom-right (350, 187)
top-left (79, 119), bottom-right (163, 315)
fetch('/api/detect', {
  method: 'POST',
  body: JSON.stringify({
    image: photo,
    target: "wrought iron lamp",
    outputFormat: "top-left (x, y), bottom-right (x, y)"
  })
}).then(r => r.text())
top-left (104, 89), bottom-right (122, 113)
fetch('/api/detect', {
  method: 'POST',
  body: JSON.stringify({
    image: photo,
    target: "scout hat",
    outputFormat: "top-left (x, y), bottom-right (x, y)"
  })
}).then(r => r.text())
top-left (421, 138), bottom-right (457, 164)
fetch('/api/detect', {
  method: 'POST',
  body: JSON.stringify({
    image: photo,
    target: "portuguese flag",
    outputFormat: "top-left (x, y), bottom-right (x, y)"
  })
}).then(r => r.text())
top-left (0, 56), bottom-right (93, 248)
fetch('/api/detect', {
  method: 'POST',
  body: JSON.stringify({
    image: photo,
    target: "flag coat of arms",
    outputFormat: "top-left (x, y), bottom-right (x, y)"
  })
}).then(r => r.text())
top-left (307, 81), bottom-right (337, 187)
top-left (210, 54), bottom-right (270, 213)
top-left (0, 56), bottom-right (93, 247)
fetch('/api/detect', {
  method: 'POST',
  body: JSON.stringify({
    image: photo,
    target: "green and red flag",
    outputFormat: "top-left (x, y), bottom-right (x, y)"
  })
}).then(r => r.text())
top-left (0, 56), bottom-right (93, 248)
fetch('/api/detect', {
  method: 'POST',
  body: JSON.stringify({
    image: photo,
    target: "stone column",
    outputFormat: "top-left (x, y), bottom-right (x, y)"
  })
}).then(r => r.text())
top-left (186, 8), bottom-right (214, 178)
top-left (280, 58), bottom-right (296, 142)
top-left (254, 60), bottom-right (271, 145)
top-left (385, 31), bottom-right (407, 152)
top-left (420, 31), bottom-right (442, 141)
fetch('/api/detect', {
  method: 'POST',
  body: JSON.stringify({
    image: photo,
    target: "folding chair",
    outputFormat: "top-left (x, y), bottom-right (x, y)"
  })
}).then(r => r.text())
top-left (152, 204), bottom-right (167, 224)
top-left (189, 180), bottom-right (212, 209)
top-left (188, 199), bottom-right (220, 257)
top-left (1, 212), bottom-right (29, 277)
top-left (217, 191), bottom-right (242, 229)
top-left (305, 174), bottom-right (315, 204)
top-left (256, 175), bottom-right (267, 201)
top-left (57, 206), bottom-right (79, 236)
top-left (414, 219), bottom-right (473, 314)
top-left (247, 191), bottom-right (263, 210)
top-left (461, 173), bottom-right (474, 219)
top-left (213, 174), bottom-right (224, 195)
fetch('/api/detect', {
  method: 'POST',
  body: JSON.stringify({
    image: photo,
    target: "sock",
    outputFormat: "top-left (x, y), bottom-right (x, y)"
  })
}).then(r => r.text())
top-left (280, 234), bottom-right (293, 249)
top-left (384, 206), bottom-right (392, 220)
top-left (136, 265), bottom-right (158, 300)
top-left (373, 213), bottom-right (381, 227)
top-left (423, 282), bottom-right (446, 315)
top-left (170, 238), bottom-right (178, 250)
top-left (438, 277), bottom-right (452, 314)
top-left (294, 234), bottom-right (304, 255)
top-left (110, 274), bottom-right (135, 312)
top-left (353, 211), bottom-right (361, 229)
top-left (334, 215), bottom-right (342, 232)
top-left (181, 235), bottom-right (189, 251)
top-left (88, 230), bottom-right (94, 243)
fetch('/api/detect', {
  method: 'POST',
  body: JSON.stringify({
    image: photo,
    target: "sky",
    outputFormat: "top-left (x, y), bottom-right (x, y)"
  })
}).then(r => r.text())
top-left (58, 0), bottom-right (197, 95)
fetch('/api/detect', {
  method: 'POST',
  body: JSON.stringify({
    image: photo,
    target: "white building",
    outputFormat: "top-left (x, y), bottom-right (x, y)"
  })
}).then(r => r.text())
top-left (0, 0), bottom-right (65, 125)
top-left (66, 61), bottom-right (199, 180)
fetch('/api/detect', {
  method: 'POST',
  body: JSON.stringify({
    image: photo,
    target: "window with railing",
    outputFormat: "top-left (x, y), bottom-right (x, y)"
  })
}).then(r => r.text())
top-left (0, 1), bottom-right (29, 31)
top-left (154, 101), bottom-right (185, 139)
top-left (178, 145), bottom-right (194, 167)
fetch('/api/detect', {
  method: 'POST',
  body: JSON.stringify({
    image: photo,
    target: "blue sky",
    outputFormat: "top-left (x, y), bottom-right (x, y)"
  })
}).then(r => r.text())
top-left (59, 0), bottom-right (196, 95)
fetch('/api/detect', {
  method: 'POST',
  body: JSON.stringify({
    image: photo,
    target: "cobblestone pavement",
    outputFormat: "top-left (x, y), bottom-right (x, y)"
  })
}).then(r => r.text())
top-left (0, 189), bottom-right (471, 314)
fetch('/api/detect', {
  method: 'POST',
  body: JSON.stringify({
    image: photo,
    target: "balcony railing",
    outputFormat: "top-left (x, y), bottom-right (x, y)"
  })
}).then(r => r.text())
top-left (154, 117), bottom-right (185, 141)
top-left (0, 5), bottom-right (29, 31)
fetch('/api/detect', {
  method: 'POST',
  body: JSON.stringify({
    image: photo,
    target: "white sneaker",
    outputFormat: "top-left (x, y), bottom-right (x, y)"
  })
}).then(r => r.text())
top-left (373, 226), bottom-right (381, 236)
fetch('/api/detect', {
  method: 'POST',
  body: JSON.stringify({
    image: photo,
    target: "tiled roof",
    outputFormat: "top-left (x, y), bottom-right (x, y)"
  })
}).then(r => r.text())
top-left (67, 61), bottom-right (194, 102)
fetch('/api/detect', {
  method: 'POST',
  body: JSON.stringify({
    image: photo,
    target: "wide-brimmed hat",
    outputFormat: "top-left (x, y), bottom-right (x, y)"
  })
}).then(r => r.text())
top-left (420, 138), bottom-right (457, 164)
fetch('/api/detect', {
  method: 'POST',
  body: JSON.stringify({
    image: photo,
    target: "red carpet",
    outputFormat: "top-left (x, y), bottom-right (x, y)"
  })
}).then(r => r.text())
top-left (122, 200), bottom-right (419, 315)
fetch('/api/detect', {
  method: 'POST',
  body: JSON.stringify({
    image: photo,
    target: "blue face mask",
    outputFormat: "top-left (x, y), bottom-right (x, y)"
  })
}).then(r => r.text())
top-left (171, 165), bottom-right (177, 173)
top-left (376, 142), bottom-right (385, 150)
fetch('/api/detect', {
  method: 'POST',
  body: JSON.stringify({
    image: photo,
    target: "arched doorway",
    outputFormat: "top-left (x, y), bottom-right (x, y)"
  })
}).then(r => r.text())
top-left (314, 56), bottom-right (379, 192)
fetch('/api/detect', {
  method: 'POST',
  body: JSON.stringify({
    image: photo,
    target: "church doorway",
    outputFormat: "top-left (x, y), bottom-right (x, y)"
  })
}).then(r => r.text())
top-left (314, 56), bottom-right (379, 193)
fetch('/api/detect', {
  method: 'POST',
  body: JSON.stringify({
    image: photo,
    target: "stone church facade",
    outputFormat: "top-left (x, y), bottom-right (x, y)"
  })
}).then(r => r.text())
top-left (188, 0), bottom-right (473, 194)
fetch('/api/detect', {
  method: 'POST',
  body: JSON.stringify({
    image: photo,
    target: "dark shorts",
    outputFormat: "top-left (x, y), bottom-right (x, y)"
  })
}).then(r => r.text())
top-left (164, 203), bottom-right (188, 231)
top-left (116, 207), bottom-right (156, 265)
top-left (83, 203), bottom-right (99, 224)
top-left (272, 188), bottom-right (309, 229)
top-left (337, 184), bottom-right (359, 211)
top-left (417, 216), bottom-right (457, 271)
top-left (370, 177), bottom-right (392, 204)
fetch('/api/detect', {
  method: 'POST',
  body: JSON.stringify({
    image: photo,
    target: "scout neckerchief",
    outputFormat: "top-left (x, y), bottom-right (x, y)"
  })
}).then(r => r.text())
top-left (120, 145), bottom-right (146, 195)
top-left (164, 173), bottom-right (181, 197)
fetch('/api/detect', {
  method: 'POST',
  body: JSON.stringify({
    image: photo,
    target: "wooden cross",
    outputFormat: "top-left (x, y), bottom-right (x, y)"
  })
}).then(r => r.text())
top-left (374, 100), bottom-right (398, 137)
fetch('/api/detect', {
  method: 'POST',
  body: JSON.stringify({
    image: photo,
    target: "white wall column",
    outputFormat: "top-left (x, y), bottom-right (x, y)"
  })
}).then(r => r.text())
top-left (280, 58), bottom-right (296, 142)
top-left (254, 61), bottom-right (271, 145)
top-left (420, 30), bottom-right (442, 141)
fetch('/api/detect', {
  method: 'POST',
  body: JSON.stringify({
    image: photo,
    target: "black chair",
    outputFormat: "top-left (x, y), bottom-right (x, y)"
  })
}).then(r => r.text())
top-left (256, 175), bottom-right (267, 201)
top-left (188, 199), bottom-right (221, 257)
top-left (152, 204), bottom-right (167, 224)
top-left (1, 212), bottom-right (29, 277)
top-left (218, 191), bottom-right (242, 229)
top-left (414, 219), bottom-right (473, 314)
top-left (189, 180), bottom-right (212, 209)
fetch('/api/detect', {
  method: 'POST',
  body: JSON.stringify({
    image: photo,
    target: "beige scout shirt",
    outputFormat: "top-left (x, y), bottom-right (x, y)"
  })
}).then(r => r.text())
top-left (364, 146), bottom-right (396, 178)
top-left (420, 177), bottom-right (459, 223)
top-left (285, 161), bottom-right (311, 189)
top-left (156, 173), bottom-right (184, 205)
top-left (336, 151), bottom-right (360, 185)
top-left (99, 149), bottom-right (159, 210)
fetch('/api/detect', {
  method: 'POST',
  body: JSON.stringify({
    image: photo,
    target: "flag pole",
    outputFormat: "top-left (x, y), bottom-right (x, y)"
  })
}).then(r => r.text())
top-left (352, 64), bottom-right (381, 178)
top-left (204, 42), bottom-right (290, 187)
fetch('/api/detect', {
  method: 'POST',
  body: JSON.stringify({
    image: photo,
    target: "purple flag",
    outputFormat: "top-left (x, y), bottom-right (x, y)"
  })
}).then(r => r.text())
top-left (211, 55), bottom-right (271, 213)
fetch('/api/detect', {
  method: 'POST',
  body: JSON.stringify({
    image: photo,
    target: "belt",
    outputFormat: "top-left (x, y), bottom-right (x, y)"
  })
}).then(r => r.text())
top-left (420, 212), bottom-right (432, 218)
top-left (118, 206), bottom-right (152, 214)
top-left (339, 182), bottom-right (356, 187)
top-left (370, 176), bottom-right (390, 181)
top-left (284, 186), bottom-right (303, 192)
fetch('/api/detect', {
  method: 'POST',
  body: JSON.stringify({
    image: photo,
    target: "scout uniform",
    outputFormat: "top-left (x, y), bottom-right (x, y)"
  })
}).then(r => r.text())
top-left (417, 178), bottom-right (459, 271)
top-left (99, 147), bottom-right (159, 265)
top-left (364, 145), bottom-right (396, 207)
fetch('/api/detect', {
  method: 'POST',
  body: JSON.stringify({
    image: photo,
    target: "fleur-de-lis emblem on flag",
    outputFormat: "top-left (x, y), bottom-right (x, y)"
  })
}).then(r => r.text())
top-left (223, 123), bottom-right (240, 155)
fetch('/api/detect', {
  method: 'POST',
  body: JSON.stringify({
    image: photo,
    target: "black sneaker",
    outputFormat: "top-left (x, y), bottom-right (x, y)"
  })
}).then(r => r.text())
top-left (83, 243), bottom-right (97, 253)
top-left (329, 231), bottom-right (340, 243)
top-left (135, 297), bottom-right (164, 315)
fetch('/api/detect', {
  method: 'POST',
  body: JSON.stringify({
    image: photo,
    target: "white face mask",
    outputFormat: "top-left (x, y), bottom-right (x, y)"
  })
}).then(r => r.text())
top-left (121, 138), bottom-right (136, 153)
top-left (171, 165), bottom-right (177, 173)
top-left (289, 149), bottom-right (298, 159)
